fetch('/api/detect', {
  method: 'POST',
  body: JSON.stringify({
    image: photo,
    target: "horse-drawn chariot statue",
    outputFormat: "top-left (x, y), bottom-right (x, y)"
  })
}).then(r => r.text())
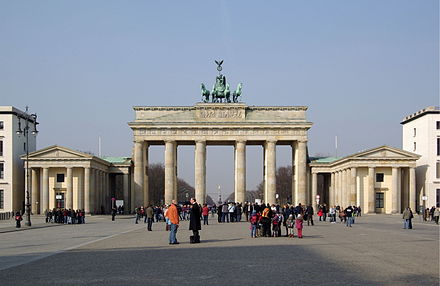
top-left (201, 60), bottom-right (242, 103)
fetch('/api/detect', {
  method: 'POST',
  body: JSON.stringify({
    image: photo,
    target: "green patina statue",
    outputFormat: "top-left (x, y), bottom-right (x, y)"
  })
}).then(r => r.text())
top-left (200, 60), bottom-right (243, 103)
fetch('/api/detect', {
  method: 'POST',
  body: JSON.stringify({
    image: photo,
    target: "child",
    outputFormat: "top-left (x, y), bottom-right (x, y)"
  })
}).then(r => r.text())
top-left (272, 213), bottom-right (280, 237)
top-left (249, 211), bottom-right (259, 238)
top-left (15, 212), bottom-right (23, 228)
top-left (295, 214), bottom-right (304, 238)
top-left (286, 214), bottom-right (295, 237)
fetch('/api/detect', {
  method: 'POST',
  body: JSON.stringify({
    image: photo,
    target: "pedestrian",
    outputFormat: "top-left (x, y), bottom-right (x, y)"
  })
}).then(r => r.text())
top-left (295, 214), bottom-right (304, 238)
top-left (15, 212), bottom-right (23, 228)
top-left (433, 207), bottom-right (440, 225)
top-left (408, 207), bottom-right (414, 229)
top-left (249, 211), bottom-right (259, 238)
top-left (402, 207), bottom-right (412, 229)
top-left (111, 207), bottom-right (116, 221)
top-left (165, 200), bottom-right (180, 244)
top-left (146, 204), bottom-right (154, 231)
top-left (202, 204), bottom-right (209, 225)
top-left (286, 214), bottom-right (295, 237)
top-left (305, 205), bottom-right (314, 226)
top-left (344, 206), bottom-right (354, 227)
top-left (189, 198), bottom-right (202, 243)
top-left (135, 207), bottom-right (140, 224)
top-left (261, 205), bottom-right (272, 237)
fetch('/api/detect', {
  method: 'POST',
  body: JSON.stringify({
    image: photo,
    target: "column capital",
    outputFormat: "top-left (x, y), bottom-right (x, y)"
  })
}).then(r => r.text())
top-left (165, 140), bottom-right (176, 144)
top-left (235, 140), bottom-right (246, 144)
top-left (195, 140), bottom-right (206, 145)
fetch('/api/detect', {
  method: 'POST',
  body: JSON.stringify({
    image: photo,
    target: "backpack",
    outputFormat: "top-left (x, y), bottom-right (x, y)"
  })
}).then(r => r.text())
top-left (250, 215), bottom-right (258, 225)
top-left (272, 215), bottom-right (280, 225)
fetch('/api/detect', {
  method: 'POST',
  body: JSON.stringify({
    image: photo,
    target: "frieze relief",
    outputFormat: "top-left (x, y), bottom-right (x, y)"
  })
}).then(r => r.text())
top-left (135, 128), bottom-right (307, 136)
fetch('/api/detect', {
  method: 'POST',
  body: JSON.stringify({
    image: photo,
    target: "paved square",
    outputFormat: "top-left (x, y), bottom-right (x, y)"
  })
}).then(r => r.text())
top-left (0, 215), bottom-right (438, 285)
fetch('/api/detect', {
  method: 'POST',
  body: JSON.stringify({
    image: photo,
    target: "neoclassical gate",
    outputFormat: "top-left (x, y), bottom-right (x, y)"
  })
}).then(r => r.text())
top-left (129, 102), bottom-right (312, 207)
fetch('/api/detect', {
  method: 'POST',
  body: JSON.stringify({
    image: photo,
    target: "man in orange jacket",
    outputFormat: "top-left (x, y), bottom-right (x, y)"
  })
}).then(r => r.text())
top-left (166, 200), bottom-right (180, 244)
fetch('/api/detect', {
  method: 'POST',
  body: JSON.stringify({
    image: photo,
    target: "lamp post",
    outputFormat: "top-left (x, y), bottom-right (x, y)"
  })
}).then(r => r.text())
top-left (16, 106), bottom-right (38, 227)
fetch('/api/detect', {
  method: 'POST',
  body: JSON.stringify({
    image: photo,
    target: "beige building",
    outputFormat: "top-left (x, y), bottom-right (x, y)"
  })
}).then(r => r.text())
top-left (401, 106), bottom-right (440, 209)
top-left (128, 103), bottom-right (313, 207)
top-left (310, 146), bottom-right (420, 214)
top-left (0, 106), bottom-right (37, 214)
top-left (22, 146), bottom-right (132, 214)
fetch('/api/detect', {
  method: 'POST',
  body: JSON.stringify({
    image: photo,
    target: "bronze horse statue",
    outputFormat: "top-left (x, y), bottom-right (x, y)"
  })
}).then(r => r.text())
top-left (211, 74), bottom-right (231, 103)
top-left (201, 83), bottom-right (210, 103)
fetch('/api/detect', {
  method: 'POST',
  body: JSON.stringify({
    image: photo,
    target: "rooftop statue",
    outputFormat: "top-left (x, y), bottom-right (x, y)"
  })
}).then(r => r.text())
top-left (200, 60), bottom-right (242, 103)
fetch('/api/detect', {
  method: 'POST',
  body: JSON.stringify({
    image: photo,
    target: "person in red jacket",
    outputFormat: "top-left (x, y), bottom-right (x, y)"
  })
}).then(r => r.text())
top-left (202, 204), bottom-right (210, 225)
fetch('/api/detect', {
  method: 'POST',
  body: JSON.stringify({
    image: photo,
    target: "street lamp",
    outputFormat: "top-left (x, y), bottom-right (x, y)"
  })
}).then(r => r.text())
top-left (16, 106), bottom-right (38, 227)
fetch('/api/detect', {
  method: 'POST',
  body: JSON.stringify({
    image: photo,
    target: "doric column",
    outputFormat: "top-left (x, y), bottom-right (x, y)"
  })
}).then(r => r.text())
top-left (409, 167), bottom-right (416, 211)
top-left (77, 168), bottom-right (84, 210)
top-left (391, 167), bottom-right (399, 214)
top-left (195, 140), bottom-right (207, 204)
top-left (335, 171), bottom-right (340, 206)
top-left (291, 142), bottom-right (296, 204)
top-left (330, 172), bottom-right (335, 206)
top-left (350, 167), bottom-right (357, 206)
top-left (31, 168), bottom-right (39, 214)
top-left (165, 140), bottom-right (177, 204)
top-left (143, 143), bottom-right (149, 206)
top-left (341, 169), bottom-right (347, 207)
top-left (367, 167), bottom-right (375, 213)
top-left (133, 140), bottom-right (144, 208)
top-left (296, 140), bottom-right (307, 205)
top-left (234, 140), bottom-right (246, 203)
top-left (84, 167), bottom-right (90, 213)
top-left (264, 140), bottom-right (276, 205)
top-left (66, 167), bottom-right (73, 209)
top-left (311, 172), bottom-right (318, 209)
top-left (123, 173), bottom-right (130, 213)
top-left (93, 169), bottom-right (99, 213)
top-left (41, 167), bottom-right (49, 213)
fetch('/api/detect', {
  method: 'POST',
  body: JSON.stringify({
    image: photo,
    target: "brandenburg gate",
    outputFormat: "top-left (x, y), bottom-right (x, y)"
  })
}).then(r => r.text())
top-left (128, 61), bottom-right (313, 206)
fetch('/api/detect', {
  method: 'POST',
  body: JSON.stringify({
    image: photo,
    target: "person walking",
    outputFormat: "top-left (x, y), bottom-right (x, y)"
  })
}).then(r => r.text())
top-left (286, 214), bottom-right (295, 237)
top-left (165, 200), bottom-right (180, 244)
top-left (15, 212), bottom-right (23, 228)
top-left (344, 206), bottom-right (354, 227)
top-left (146, 205), bottom-right (154, 231)
top-left (402, 207), bottom-right (412, 229)
top-left (434, 207), bottom-right (440, 225)
top-left (111, 207), bottom-right (117, 221)
top-left (202, 204), bottom-right (209, 225)
top-left (189, 198), bottom-right (202, 243)
top-left (249, 211), bottom-right (259, 238)
top-left (295, 213), bottom-right (304, 238)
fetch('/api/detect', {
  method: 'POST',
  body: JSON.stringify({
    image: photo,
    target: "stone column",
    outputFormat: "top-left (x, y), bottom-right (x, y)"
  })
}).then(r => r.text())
top-left (330, 172), bottom-right (335, 206)
top-left (31, 168), bottom-right (39, 214)
top-left (123, 173), bottom-right (130, 213)
top-left (264, 140), bottom-right (276, 205)
top-left (291, 142), bottom-right (296, 204)
top-left (195, 140), bottom-right (207, 204)
top-left (350, 167), bottom-right (357, 206)
top-left (391, 167), bottom-right (399, 214)
top-left (234, 141), bottom-right (246, 203)
top-left (367, 167), bottom-right (375, 213)
top-left (341, 169), bottom-right (347, 207)
top-left (334, 171), bottom-right (339, 206)
top-left (84, 167), bottom-right (90, 213)
top-left (77, 168), bottom-right (84, 210)
top-left (409, 167), bottom-right (416, 211)
top-left (133, 141), bottom-right (144, 208)
top-left (143, 143), bottom-right (149, 206)
top-left (41, 167), bottom-right (49, 213)
top-left (296, 140), bottom-right (307, 205)
top-left (94, 169), bottom-right (99, 213)
top-left (66, 167), bottom-right (73, 209)
top-left (165, 141), bottom-right (177, 204)
top-left (311, 172), bottom-right (318, 209)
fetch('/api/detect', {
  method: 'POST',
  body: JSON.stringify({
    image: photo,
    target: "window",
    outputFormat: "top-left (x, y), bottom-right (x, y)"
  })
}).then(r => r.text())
top-left (414, 142), bottom-right (416, 152)
top-left (437, 162), bottom-right (440, 179)
top-left (413, 128), bottom-right (416, 137)
top-left (438, 138), bottom-right (440, 156)
top-left (375, 192), bottom-right (384, 208)
top-left (376, 173), bottom-right (384, 182)
top-left (437, 121), bottom-right (440, 130)
top-left (56, 174), bottom-right (65, 183)
top-left (437, 189), bottom-right (440, 207)
top-left (0, 141), bottom-right (2, 156)
top-left (0, 163), bottom-right (3, 179)
top-left (23, 142), bottom-right (26, 152)
top-left (0, 190), bottom-right (3, 209)
top-left (0, 121), bottom-right (3, 129)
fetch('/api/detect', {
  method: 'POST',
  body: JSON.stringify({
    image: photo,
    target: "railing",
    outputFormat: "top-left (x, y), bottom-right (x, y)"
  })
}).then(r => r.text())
top-left (0, 212), bottom-right (12, 220)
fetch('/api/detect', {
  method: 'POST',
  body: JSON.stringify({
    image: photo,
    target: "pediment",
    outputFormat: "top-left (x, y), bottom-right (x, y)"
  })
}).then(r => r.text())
top-left (28, 146), bottom-right (92, 159)
top-left (353, 146), bottom-right (418, 159)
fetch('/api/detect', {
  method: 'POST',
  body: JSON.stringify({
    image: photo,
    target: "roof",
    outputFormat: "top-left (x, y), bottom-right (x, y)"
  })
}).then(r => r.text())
top-left (401, 106), bottom-right (440, 125)
top-left (311, 157), bottom-right (343, 163)
top-left (101, 157), bottom-right (132, 164)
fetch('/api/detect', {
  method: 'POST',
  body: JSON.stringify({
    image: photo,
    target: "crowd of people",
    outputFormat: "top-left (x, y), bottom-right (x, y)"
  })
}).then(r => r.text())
top-left (44, 209), bottom-right (86, 224)
top-left (422, 206), bottom-right (440, 225)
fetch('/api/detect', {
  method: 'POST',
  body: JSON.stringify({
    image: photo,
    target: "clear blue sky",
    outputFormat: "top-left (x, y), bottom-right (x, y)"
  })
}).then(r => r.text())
top-left (1, 1), bottom-right (438, 197)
